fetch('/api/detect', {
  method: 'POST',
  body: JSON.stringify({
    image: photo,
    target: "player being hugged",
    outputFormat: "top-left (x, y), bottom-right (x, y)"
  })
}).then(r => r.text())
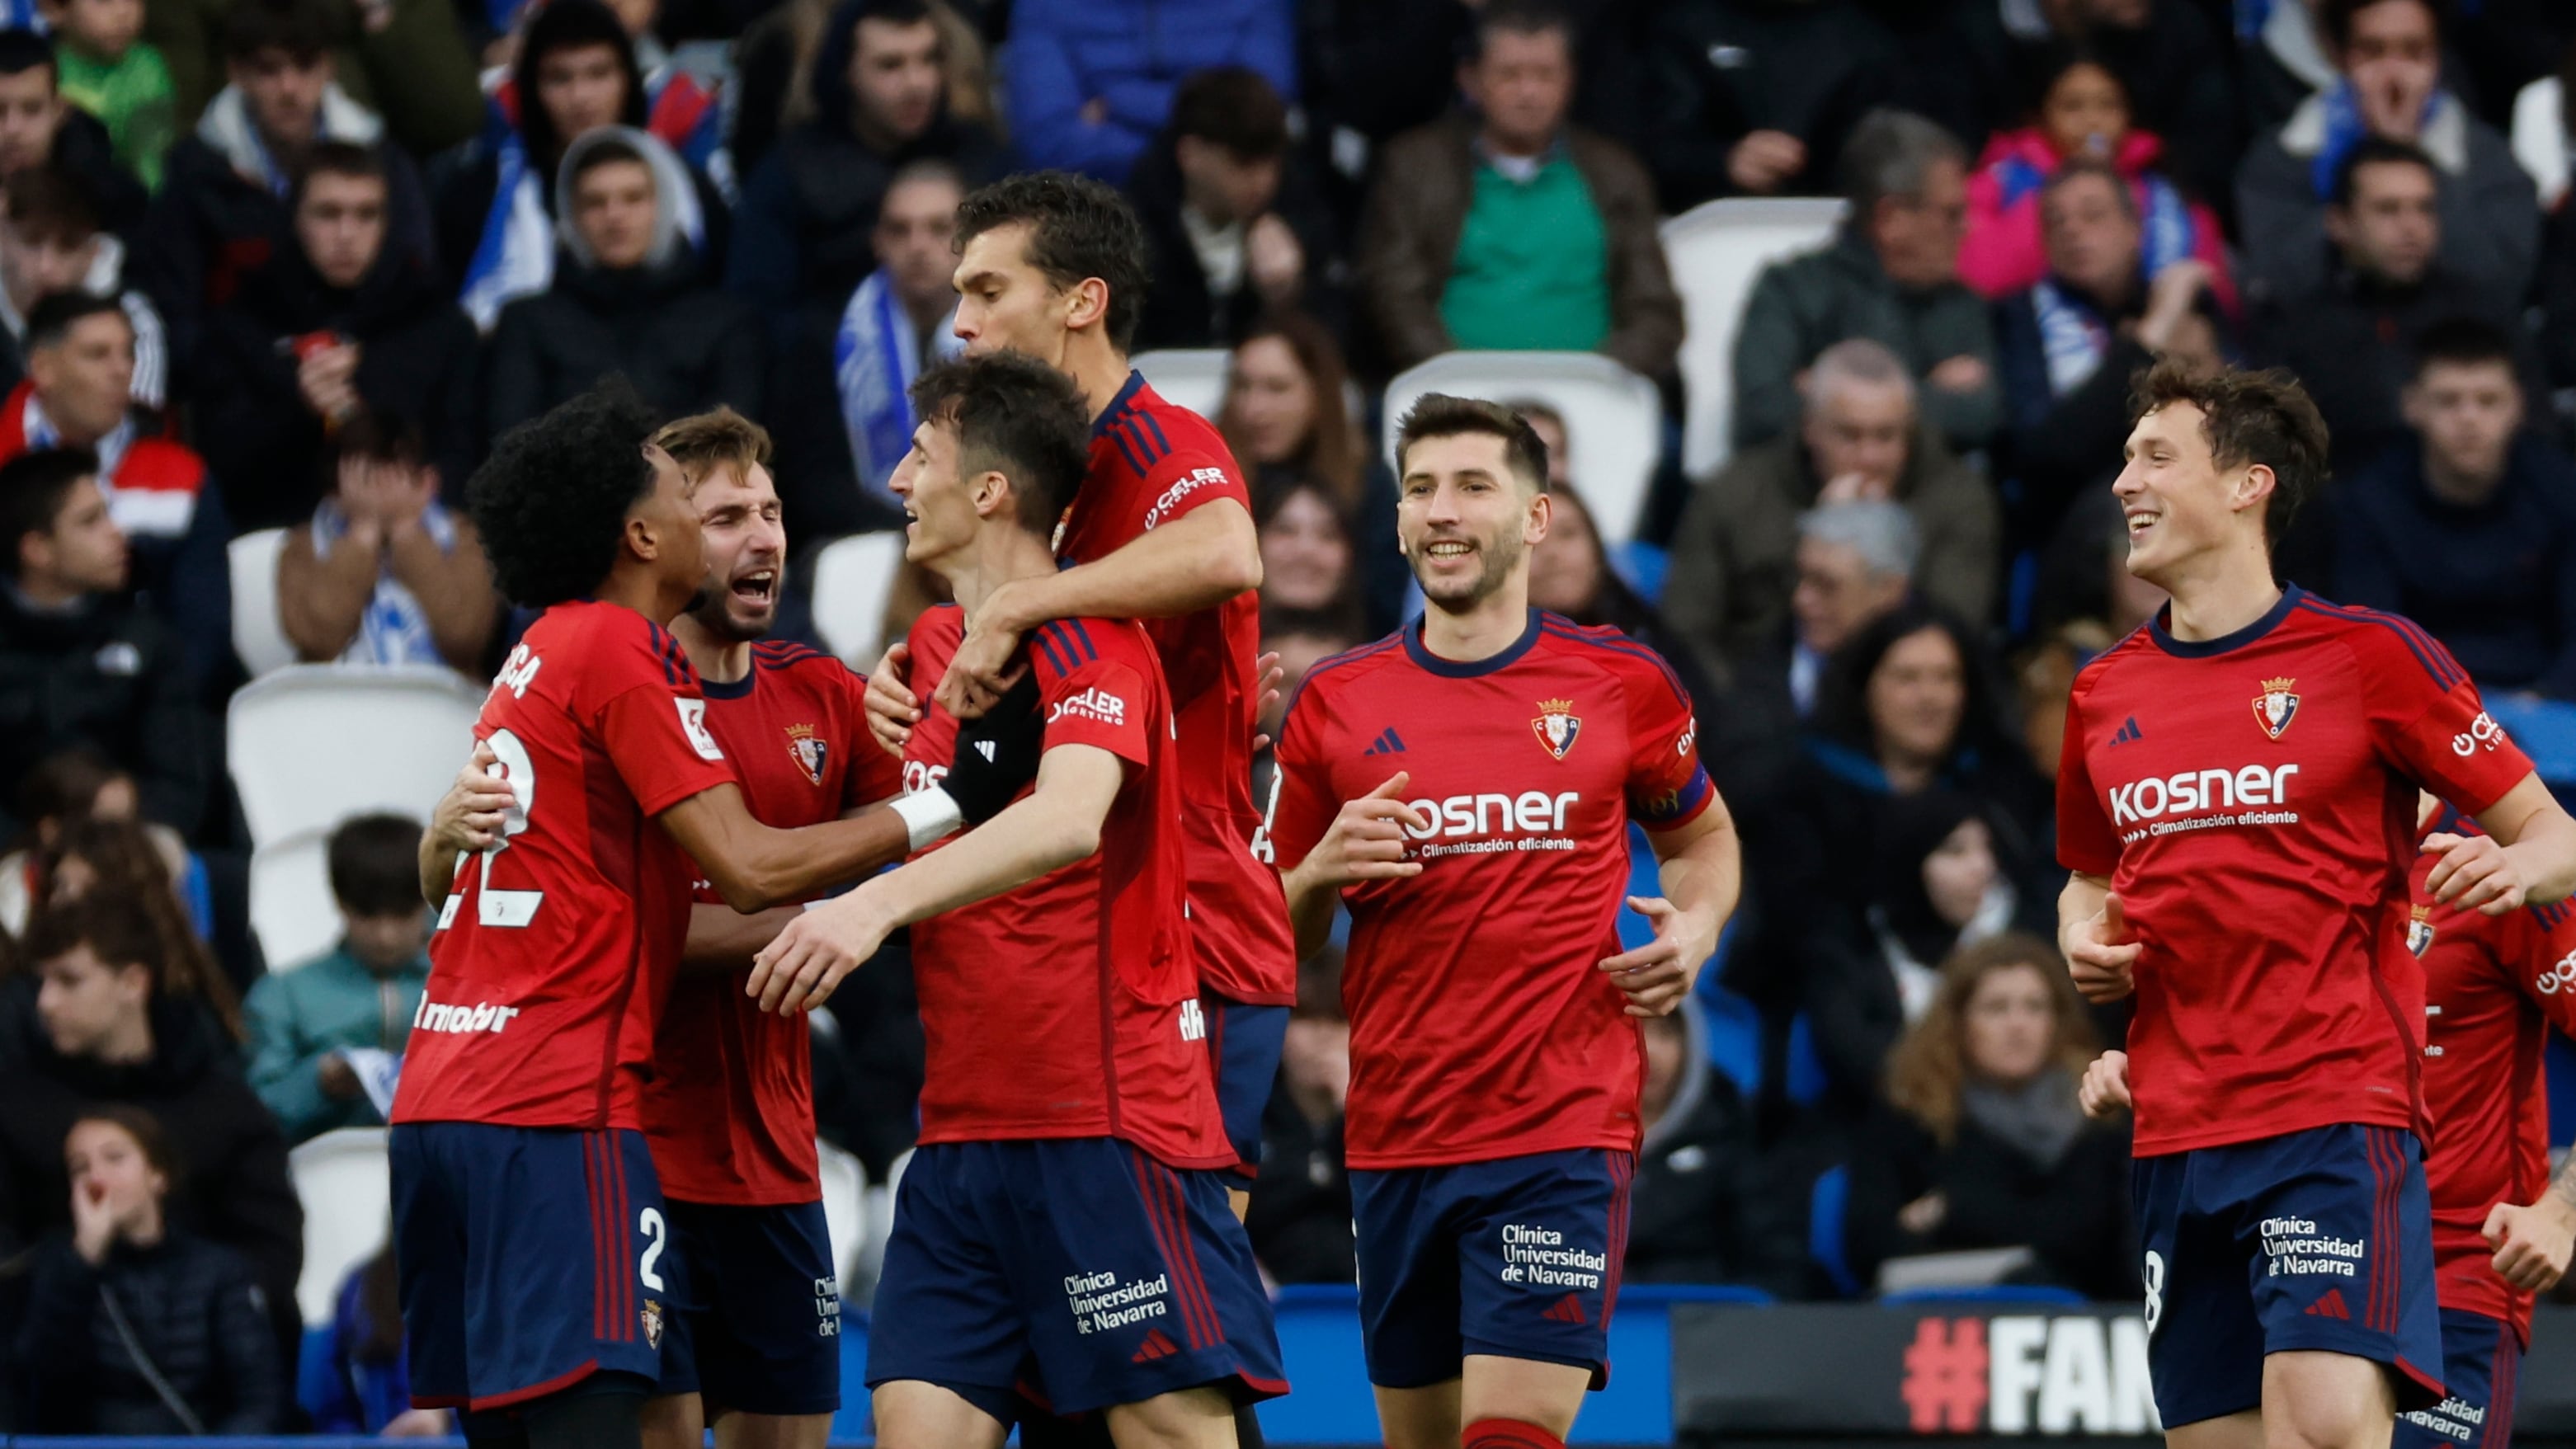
top-left (750, 352), bottom-right (1287, 1449)
top-left (397, 384), bottom-right (1031, 1449)
top-left (1263, 397), bottom-right (1740, 1449)
top-left (2056, 360), bottom-right (2576, 1449)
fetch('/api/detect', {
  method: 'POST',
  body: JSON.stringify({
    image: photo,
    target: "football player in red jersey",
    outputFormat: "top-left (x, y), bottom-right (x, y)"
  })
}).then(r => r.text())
top-left (1264, 397), bottom-right (1740, 1449)
top-left (2054, 360), bottom-right (2576, 1449)
top-left (396, 384), bottom-right (1033, 1449)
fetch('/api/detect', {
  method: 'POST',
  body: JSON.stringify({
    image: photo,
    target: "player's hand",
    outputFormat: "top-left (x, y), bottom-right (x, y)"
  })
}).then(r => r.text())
top-left (1299, 772), bottom-right (1429, 890)
top-left (2483, 1193), bottom-right (2576, 1292)
top-left (380, 1409), bottom-right (454, 1438)
top-left (864, 641), bottom-right (918, 755)
top-left (431, 742), bottom-right (511, 853)
top-left (944, 673), bottom-right (1045, 824)
top-left (1251, 649), bottom-right (1285, 754)
top-left (2064, 892), bottom-right (2140, 1002)
top-left (1597, 896), bottom-right (1701, 1018)
top-left (2425, 831), bottom-right (2528, 915)
top-left (939, 584), bottom-right (1033, 720)
top-left (747, 892), bottom-right (892, 1014)
top-left (2079, 1049), bottom-right (2132, 1119)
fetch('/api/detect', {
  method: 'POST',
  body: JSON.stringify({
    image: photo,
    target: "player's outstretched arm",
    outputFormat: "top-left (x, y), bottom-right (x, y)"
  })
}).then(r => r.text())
top-left (2057, 873), bottom-right (2140, 1002)
top-left (744, 743), bottom-right (1128, 1012)
top-left (657, 784), bottom-right (916, 914)
top-left (2433, 774), bottom-right (2576, 915)
top-left (1279, 772), bottom-right (1429, 959)
top-left (1599, 800), bottom-right (1741, 1018)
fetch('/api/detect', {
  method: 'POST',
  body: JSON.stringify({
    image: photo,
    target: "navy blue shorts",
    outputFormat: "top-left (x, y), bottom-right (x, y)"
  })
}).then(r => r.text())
top-left (2394, 1310), bottom-right (2522, 1449)
top-left (1203, 993), bottom-right (1288, 1179)
top-left (866, 1138), bottom-right (1288, 1418)
top-left (391, 1122), bottom-right (670, 1410)
top-left (1351, 1148), bottom-right (1633, 1390)
top-left (656, 1199), bottom-right (841, 1416)
top-left (2132, 1123), bottom-right (2443, 1427)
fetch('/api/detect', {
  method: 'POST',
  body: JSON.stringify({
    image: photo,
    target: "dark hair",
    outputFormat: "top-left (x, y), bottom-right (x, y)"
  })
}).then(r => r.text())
top-left (329, 812), bottom-right (426, 917)
top-left (813, 0), bottom-right (940, 138)
top-left (567, 134), bottom-right (652, 187)
top-left (1811, 599), bottom-right (2021, 775)
top-left (1471, 0), bottom-right (1575, 59)
top-left (906, 351), bottom-right (1094, 534)
top-left (468, 379), bottom-right (662, 607)
top-left (1885, 933), bottom-right (2102, 1144)
top-left (954, 172), bottom-right (1150, 353)
top-left (68, 1103), bottom-right (181, 1187)
top-left (1839, 108), bottom-right (1965, 219)
top-left (297, 139), bottom-right (387, 197)
top-left (48, 816), bottom-right (242, 1040)
top-left (0, 446), bottom-right (98, 580)
top-left (2127, 358), bottom-right (2329, 553)
top-left (26, 289), bottom-right (125, 351)
top-left (1253, 484), bottom-right (1368, 636)
top-left (3, 165), bottom-right (100, 243)
top-left (1169, 65), bottom-right (1288, 160)
top-left (1220, 311), bottom-right (1363, 509)
top-left (12, 746), bottom-right (124, 838)
top-left (2413, 315), bottom-right (2517, 376)
top-left (335, 410), bottom-right (426, 472)
top-left (0, 27), bottom-right (54, 78)
top-left (1392, 393), bottom-right (1550, 493)
top-left (2329, 135), bottom-right (2437, 209)
top-left (2320, 0), bottom-right (2438, 52)
top-left (513, 0), bottom-right (645, 162)
top-left (24, 892), bottom-right (165, 980)
top-left (1525, 479), bottom-right (1655, 634)
top-left (2040, 157), bottom-right (2136, 223)
top-left (224, 0), bottom-right (332, 65)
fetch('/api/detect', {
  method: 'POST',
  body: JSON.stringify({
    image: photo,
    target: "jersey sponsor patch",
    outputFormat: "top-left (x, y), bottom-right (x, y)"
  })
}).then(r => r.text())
top-left (1049, 685), bottom-right (1128, 727)
top-left (677, 698), bottom-right (725, 761)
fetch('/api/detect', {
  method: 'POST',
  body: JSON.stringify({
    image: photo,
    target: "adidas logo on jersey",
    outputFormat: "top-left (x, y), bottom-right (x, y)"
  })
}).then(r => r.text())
top-left (1541, 1294), bottom-right (1589, 1324)
top-left (973, 739), bottom-right (996, 761)
top-left (413, 999), bottom-right (522, 1035)
top-left (2303, 1289), bottom-right (2351, 1320)
top-left (2110, 716), bottom-right (2144, 746)
top-left (1131, 1329), bottom-right (1180, 1362)
top-left (1048, 687), bottom-right (1127, 727)
top-left (1362, 727), bottom-right (1407, 755)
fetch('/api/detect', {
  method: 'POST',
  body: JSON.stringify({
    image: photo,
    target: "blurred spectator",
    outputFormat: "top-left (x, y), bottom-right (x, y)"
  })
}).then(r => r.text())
top-left (0, 28), bottom-right (145, 233)
top-left (139, 0), bottom-right (436, 363)
top-left (308, 1244), bottom-right (448, 1434)
top-left (1255, 613), bottom-right (1362, 766)
top-left (1733, 500), bottom-right (1918, 726)
top-left (484, 128), bottom-right (764, 443)
top-left (0, 294), bottom-right (230, 682)
top-left (0, 897), bottom-right (302, 1362)
top-left (2240, 0), bottom-right (2338, 138)
top-left (1128, 66), bottom-right (1338, 352)
top-left (0, 165), bottom-right (167, 411)
top-left (142, 0), bottom-right (480, 156)
top-left (1958, 50), bottom-right (2234, 310)
top-left (2236, 0), bottom-right (2537, 312)
top-left (1640, 0), bottom-right (1899, 209)
top-left (2247, 140), bottom-right (2536, 487)
top-left (277, 414), bottom-right (493, 668)
top-left (0, 449), bottom-right (208, 840)
top-left (12, 1105), bottom-right (282, 1432)
top-left (1910, 0), bottom-right (2238, 213)
top-left (1525, 476), bottom-right (1716, 708)
top-left (1217, 311), bottom-right (1403, 630)
top-left (2509, 35), bottom-right (2576, 211)
top-left (1256, 482), bottom-right (1363, 636)
top-left (1994, 162), bottom-right (2225, 547)
top-left (825, 158), bottom-right (962, 520)
top-left (727, 0), bottom-right (1001, 330)
top-left (727, 0), bottom-right (994, 186)
top-left (1245, 950), bottom-right (1354, 1286)
top-left (1001, 0), bottom-right (1293, 184)
top-left (0, 748), bottom-right (189, 930)
top-left (1846, 934), bottom-right (2136, 1299)
top-left (486, 0), bottom-right (724, 175)
top-left (438, 0), bottom-right (723, 333)
top-left (2338, 318), bottom-right (2576, 700)
top-left (242, 812), bottom-right (428, 1141)
top-left (1669, 339), bottom-right (1998, 685)
top-left (46, 0), bottom-right (173, 190)
top-left (195, 143), bottom-right (477, 530)
top-left (1732, 109), bottom-right (1999, 454)
top-left (1354, 0), bottom-right (1682, 379)
top-left (38, 814), bottom-right (233, 1019)
top-left (2016, 517), bottom-right (2167, 776)
top-left (1622, 1004), bottom-right (1754, 1283)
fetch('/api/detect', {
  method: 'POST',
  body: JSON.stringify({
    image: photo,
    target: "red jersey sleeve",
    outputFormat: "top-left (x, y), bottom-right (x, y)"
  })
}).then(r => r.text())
top-left (837, 667), bottom-right (903, 809)
top-left (1616, 650), bottom-right (1713, 830)
top-left (585, 626), bottom-right (737, 816)
top-left (2056, 669), bottom-right (2120, 877)
top-left (2357, 623), bottom-right (2536, 815)
top-left (2505, 899), bottom-right (2576, 1035)
top-left (1109, 424), bottom-right (1251, 536)
top-left (1031, 619), bottom-right (1154, 769)
top-left (1262, 680), bottom-right (1340, 876)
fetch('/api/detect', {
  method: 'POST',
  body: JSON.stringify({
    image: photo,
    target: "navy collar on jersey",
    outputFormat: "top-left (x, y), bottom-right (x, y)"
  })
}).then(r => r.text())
top-left (1091, 370), bottom-right (1147, 438)
top-left (699, 665), bottom-right (756, 700)
top-left (1402, 606), bottom-right (1542, 677)
top-left (2148, 582), bottom-right (2302, 659)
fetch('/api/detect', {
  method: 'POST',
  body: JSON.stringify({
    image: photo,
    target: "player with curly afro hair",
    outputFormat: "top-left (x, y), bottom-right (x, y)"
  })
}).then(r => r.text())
top-left (467, 379), bottom-right (696, 609)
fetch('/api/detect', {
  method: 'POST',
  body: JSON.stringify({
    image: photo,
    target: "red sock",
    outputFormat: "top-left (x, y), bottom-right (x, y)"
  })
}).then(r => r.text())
top-left (1462, 1418), bottom-right (1566, 1449)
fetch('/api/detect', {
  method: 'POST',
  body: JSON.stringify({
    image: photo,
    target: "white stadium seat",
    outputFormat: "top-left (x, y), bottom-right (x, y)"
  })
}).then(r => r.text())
top-left (1130, 349), bottom-right (1231, 423)
top-left (227, 666), bottom-right (487, 847)
top-left (808, 531), bottom-right (907, 666)
top-left (1382, 351), bottom-right (1662, 544)
top-left (228, 528), bottom-right (296, 677)
top-left (816, 1137), bottom-right (869, 1288)
top-left (290, 1127), bottom-right (391, 1326)
top-left (1661, 197), bottom-right (1848, 479)
top-left (251, 828), bottom-right (341, 971)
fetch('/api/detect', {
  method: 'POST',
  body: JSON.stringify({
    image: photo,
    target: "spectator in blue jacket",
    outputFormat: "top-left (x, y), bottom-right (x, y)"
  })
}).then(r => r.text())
top-left (1003, 0), bottom-right (1293, 184)
top-left (308, 1244), bottom-right (447, 1435)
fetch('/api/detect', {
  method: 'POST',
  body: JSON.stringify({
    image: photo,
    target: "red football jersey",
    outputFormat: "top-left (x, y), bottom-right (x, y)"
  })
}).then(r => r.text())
top-left (1054, 373), bottom-right (1294, 1006)
top-left (643, 640), bottom-right (903, 1206)
top-left (395, 601), bottom-right (736, 1130)
top-left (1263, 611), bottom-right (1716, 1170)
top-left (898, 605), bottom-right (1229, 1169)
top-left (2056, 587), bottom-right (2536, 1155)
top-left (2411, 810), bottom-right (2576, 1342)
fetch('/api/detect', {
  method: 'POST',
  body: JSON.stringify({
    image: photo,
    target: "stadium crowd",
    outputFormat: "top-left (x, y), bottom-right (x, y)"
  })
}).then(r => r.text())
top-left (2, 0), bottom-right (2575, 1431)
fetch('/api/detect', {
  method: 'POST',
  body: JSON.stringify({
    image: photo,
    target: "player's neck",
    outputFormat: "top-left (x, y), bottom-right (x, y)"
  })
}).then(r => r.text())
top-left (943, 528), bottom-right (1059, 615)
top-left (594, 560), bottom-right (690, 627)
top-left (668, 610), bottom-right (751, 685)
top-left (2159, 548), bottom-right (2282, 642)
top-left (1420, 581), bottom-right (1533, 662)
top-left (1067, 337), bottom-right (1136, 423)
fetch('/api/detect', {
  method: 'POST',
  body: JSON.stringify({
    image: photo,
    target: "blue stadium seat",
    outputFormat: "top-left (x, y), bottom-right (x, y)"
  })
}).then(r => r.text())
top-left (2487, 697), bottom-right (2576, 784)
top-left (1698, 983), bottom-right (1764, 1099)
top-left (1880, 1284), bottom-right (2089, 1308)
top-left (1783, 1011), bottom-right (1830, 1108)
top-left (1618, 1282), bottom-right (1776, 1306)
top-left (1810, 1164), bottom-right (1858, 1298)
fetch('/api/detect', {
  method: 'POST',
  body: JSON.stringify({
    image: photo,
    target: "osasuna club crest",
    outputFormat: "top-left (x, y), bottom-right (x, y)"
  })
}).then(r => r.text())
top-left (641, 1300), bottom-right (665, 1348)
top-left (786, 722), bottom-right (827, 786)
top-left (2407, 906), bottom-right (2436, 958)
top-left (2253, 676), bottom-right (2301, 741)
top-left (1532, 698), bottom-right (1581, 760)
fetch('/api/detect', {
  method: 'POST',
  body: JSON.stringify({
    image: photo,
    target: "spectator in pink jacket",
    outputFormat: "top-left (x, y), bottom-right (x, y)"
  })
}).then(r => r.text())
top-left (1958, 50), bottom-right (2235, 316)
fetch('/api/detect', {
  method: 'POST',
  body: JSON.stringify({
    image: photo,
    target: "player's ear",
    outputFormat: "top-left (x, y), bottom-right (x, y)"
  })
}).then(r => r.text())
top-left (970, 469), bottom-right (1011, 520)
top-left (1063, 276), bottom-right (1110, 336)
top-left (1524, 489), bottom-right (1551, 546)
top-left (2231, 461), bottom-right (2276, 519)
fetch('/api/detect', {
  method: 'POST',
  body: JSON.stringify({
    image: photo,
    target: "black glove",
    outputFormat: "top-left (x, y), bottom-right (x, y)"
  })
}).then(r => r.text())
top-left (943, 670), bottom-right (1047, 824)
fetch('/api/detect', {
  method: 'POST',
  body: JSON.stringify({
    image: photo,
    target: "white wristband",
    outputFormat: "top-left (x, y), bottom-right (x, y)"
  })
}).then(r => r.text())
top-left (891, 788), bottom-right (964, 851)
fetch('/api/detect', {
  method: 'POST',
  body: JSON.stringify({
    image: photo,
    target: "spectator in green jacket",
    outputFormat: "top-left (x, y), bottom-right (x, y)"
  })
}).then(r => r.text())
top-left (44, 0), bottom-right (177, 188)
top-left (243, 812), bottom-right (429, 1143)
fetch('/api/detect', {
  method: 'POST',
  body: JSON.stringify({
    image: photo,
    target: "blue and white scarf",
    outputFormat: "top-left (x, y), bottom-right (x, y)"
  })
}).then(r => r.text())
top-left (459, 132), bottom-right (553, 332)
top-left (2308, 82), bottom-right (2451, 201)
top-left (309, 496), bottom-right (459, 665)
top-left (834, 270), bottom-right (960, 503)
top-left (2030, 278), bottom-right (2114, 398)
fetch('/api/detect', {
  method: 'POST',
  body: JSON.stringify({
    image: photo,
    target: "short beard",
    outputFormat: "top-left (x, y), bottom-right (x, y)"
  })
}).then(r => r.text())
top-left (1415, 534), bottom-right (1523, 614)
top-left (685, 587), bottom-right (769, 643)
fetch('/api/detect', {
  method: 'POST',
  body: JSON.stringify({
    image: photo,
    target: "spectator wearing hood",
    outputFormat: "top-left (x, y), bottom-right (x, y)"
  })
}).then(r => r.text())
top-left (1003, 0), bottom-right (1293, 184)
top-left (0, 29), bottom-right (147, 237)
top-left (0, 165), bottom-right (167, 412)
top-left (483, 127), bottom-right (762, 443)
top-left (140, 0), bottom-right (481, 156)
top-left (1622, 1004), bottom-right (1755, 1283)
top-left (482, 0), bottom-right (725, 179)
top-left (433, 0), bottom-right (725, 334)
top-left (726, 0), bottom-right (1003, 332)
top-left (193, 143), bottom-right (474, 532)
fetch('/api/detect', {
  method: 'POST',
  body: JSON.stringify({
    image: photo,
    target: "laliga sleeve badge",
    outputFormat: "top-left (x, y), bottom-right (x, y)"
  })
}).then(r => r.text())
top-left (1531, 699), bottom-right (1582, 760)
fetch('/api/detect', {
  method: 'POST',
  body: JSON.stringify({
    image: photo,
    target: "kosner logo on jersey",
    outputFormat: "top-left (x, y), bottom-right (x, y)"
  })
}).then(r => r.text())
top-left (2107, 764), bottom-right (2301, 826)
top-left (1401, 791), bottom-right (1582, 860)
